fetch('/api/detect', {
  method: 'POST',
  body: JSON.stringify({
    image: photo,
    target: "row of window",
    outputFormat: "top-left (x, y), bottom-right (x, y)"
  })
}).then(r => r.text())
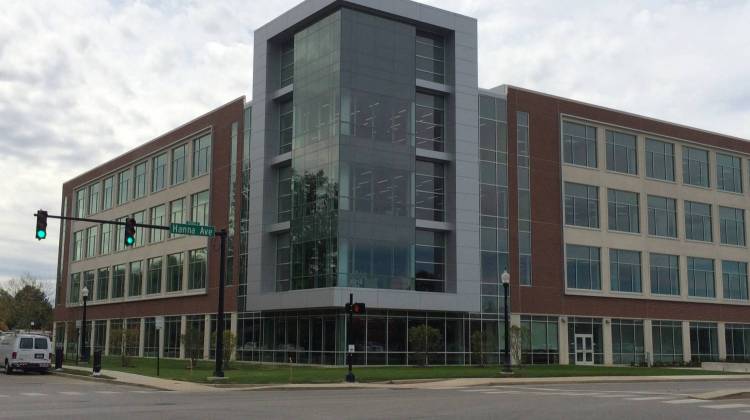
top-left (68, 248), bottom-right (207, 304)
top-left (71, 191), bottom-right (209, 262)
top-left (74, 134), bottom-right (211, 218)
top-left (563, 121), bottom-right (746, 193)
top-left (566, 244), bottom-right (749, 299)
top-left (565, 182), bottom-right (747, 246)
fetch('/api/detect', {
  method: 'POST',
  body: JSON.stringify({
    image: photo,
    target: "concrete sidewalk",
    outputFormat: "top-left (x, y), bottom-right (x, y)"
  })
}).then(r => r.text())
top-left (57, 365), bottom-right (750, 393)
top-left (60, 365), bottom-right (221, 392)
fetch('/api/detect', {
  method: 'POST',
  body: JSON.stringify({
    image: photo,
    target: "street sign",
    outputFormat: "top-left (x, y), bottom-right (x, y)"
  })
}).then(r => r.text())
top-left (155, 316), bottom-right (164, 330)
top-left (170, 222), bottom-right (215, 237)
top-left (348, 344), bottom-right (355, 353)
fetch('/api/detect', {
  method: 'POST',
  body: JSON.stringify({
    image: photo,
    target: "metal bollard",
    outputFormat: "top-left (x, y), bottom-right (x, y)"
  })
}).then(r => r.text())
top-left (92, 350), bottom-right (102, 377)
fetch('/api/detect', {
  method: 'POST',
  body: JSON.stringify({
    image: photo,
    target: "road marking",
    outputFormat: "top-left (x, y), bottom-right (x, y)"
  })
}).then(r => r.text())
top-left (59, 391), bottom-right (84, 396)
top-left (130, 390), bottom-right (152, 394)
top-left (699, 403), bottom-right (750, 409)
top-left (0, 395), bottom-right (8, 398)
top-left (461, 389), bottom-right (499, 393)
top-left (663, 399), bottom-right (703, 404)
top-left (626, 396), bottom-right (671, 401)
top-left (483, 391), bottom-right (521, 394)
top-left (95, 391), bottom-right (120, 394)
top-left (20, 393), bottom-right (47, 397)
top-left (593, 394), bottom-right (635, 398)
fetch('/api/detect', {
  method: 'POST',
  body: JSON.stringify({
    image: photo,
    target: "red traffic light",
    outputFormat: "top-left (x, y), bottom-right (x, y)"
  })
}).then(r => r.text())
top-left (351, 303), bottom-right (366, 314)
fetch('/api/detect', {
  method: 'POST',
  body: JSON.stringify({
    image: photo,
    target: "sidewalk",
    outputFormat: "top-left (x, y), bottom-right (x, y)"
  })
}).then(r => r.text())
top-left (60, 365), bottom-right (221, 392)
top-left (57, 365), bottom-right (750, 393)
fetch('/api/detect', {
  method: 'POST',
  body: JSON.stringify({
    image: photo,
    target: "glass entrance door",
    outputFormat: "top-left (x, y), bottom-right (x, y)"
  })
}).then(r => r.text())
top-left (574, 333), bottom-right (594, 365)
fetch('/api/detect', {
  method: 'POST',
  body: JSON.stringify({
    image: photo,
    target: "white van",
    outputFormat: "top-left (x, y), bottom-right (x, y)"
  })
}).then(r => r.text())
top-left (0, 332), bottom-right (51, 374)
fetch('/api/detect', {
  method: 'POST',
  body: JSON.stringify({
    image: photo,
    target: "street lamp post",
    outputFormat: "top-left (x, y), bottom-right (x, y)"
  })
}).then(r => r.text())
top-left (80, 286), bottom-right (89, 363)
top-left (501, 270), bottom-right (511, 373)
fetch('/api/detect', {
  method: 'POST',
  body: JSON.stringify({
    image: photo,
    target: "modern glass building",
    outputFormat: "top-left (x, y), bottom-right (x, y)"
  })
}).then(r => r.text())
top-left (55, 0), bottom-right (750, 366)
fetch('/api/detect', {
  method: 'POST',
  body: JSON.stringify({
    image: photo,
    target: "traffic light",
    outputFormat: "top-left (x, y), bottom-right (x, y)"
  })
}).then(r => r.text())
top-left (345, 302), bottom-right (366, 314)
top-left (124, 217), bottom-right (136, 246)
top-left (35, 210), bottom-right (48, 240)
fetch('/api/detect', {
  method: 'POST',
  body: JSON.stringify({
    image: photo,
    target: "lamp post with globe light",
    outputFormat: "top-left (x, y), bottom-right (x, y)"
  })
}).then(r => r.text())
top-left (501, 270), bottom-right (511, 373)
top-left (80, 286), bottom-right (89, 363)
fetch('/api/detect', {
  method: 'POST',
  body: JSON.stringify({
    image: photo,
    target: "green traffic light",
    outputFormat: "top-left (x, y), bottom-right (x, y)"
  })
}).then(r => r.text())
top-left (36, 230), bottom-right (46, 239)
top-left (126, 236), bottom-right (134, 245)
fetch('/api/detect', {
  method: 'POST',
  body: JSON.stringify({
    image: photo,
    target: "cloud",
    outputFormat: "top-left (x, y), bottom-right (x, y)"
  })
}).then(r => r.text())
top-left (1, 0), bottom-right (749, 295)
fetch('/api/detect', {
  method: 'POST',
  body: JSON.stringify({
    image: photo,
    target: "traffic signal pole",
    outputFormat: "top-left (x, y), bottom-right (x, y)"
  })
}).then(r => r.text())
top-left (213, 229), bottom-right (227, 378)
top-left (346, 293), bottom-right (355, 383)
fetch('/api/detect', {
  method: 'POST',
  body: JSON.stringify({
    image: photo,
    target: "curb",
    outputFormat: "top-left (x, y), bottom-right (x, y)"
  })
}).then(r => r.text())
top-left (54, 370), bottom-right (170, 391)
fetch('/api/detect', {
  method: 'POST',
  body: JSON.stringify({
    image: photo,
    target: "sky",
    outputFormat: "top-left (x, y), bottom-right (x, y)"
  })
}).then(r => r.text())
top-left (1, 0), bottom-right (749, 302)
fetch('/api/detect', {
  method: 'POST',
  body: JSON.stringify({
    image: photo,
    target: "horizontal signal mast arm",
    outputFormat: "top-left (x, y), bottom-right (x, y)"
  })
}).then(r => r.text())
top-left (34, 212), bottom-right (170, 230)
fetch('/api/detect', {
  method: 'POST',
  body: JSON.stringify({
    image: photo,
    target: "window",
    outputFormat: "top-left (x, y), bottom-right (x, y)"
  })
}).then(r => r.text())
top-left (606, 130), bottom-right (637, 174)
top-left (167, 252), bottom-right (183, 292)
top-left (520, 315), bottom-right (559, 365)
top-left (683, 146), bottom-right (710, 187)
top-left (415, 161), bottom-right (445, 221)
top-left (117, 169), bottom-right (131, 205)
top-left (149, 205), bottom-right (165, 243)
top-left (648, 195), bottom-right (677, 238)
top-left (726, 324), bottom-right (750, 362)
top-left (111, 264), bottom-right (125, 299)
top-left (133, 210), bottom-right (145, 247)
top-left (645, 138), bottom-right (674, 181)
top-left (96, 267), bottom-right (109, 300)
top-left (517, 111), bottom-right (531, 286)
top-left (86, 226), bottom-right (97, 258)
top-left (415, 230), bottom-right (446, 292)
top-left (152, 153), bottom-right (167, 192)
top-left (652, 320), bottom-right (683, 364)
top-left (688, 257), bottom-right (715, 298)
top-left (690, 322), bottom-right (718, 362)
top-left (717, 153), bottom-right (742, 193)
top-left (88, 183), bottom-right (100, 215)
top-left (722, 260), bottom-right (748, 300)
top-left (279, 100), bottom-right (293, 154)
top-left (147, 257), bottom-right (162, 294)
top-left (566, 245), bottom-right (600, 290)
top-left (609, 249), bottom-right (641, 293)
top-left (73, 230), bottom-right (83, 261)
top-left (415, 92), bottom-right (444, 151)
top-left (170, 198), bottom-right (185, 237)
top-left (172, 144), bottom-right (186, 185)
top-left (69, 273), bottom-right (80, 304)
top-left (83, 271), bottom-right (95, 299)
top-left (134, 162), bottom-right (147, 199)
top-left (277, 166), bottom-right (292, 222)
top-left (163, 316), bottom-right (181, 358)
top-left (191, 190), bottom-right (209, 226)
top-left (685, 201), bottom-right (712, 242)
top-left (720, 206), bottom-right (745, 246)
top-left (280, 40), bottom-right (294, 88)
top-left (102, 176), bottom-right (114, 210)
top-left (650, 253), bottom-right (680, 295)
top-left (128, 261), bottom-right (142, 297)
top-left (189, 248), bottom-right (207, 289)
top-left (192, 135), bottom-right (211, 177)
top-left (564, 183), bottom-right (599, 228)
top-left (611, 319), bottom-right (645, 364)
top-left (75, 189), bottom-right (86, 217)
top-left (100, 223), bottom-right (111, 255)
top-left (276, 233), bottom-right (290, 292)
top-left (416, 31), bottom-right (444, 83)
top-left (607, 189), bottom-right (639, 233)
top-left (562, 121), bottom-right (597, 168)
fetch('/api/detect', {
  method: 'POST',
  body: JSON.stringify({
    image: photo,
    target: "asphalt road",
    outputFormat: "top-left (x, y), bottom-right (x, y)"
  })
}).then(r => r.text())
top-left (3, 371), bottom-right (750, 419)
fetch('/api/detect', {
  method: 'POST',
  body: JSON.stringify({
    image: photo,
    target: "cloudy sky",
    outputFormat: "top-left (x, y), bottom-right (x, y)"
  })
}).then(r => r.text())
top-left (1, 0), bottom-right (749, 301)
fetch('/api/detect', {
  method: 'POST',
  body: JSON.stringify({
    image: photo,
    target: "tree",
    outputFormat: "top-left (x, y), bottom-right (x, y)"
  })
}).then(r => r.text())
top-left (0, 289), bottom-right (11, 330)
top-left (110, 326), bottom-right (139, 367)
top-left (2, 274), bottom-right (53, 330)
top-left (408, 324), bottom-right (442, 367)
top-left (509, 325), bottom-right (529, 366)
top-left (211, 331), bottom-right (236, 369)
top-left (181, 326), bottom-right (204, 369)
top-left (471, 330), bottom-right (488, 367)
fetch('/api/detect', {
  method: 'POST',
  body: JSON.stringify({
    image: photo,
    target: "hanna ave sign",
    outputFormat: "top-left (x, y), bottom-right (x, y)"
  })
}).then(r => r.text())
top-left (170, 222), bottom-right (215, 237)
